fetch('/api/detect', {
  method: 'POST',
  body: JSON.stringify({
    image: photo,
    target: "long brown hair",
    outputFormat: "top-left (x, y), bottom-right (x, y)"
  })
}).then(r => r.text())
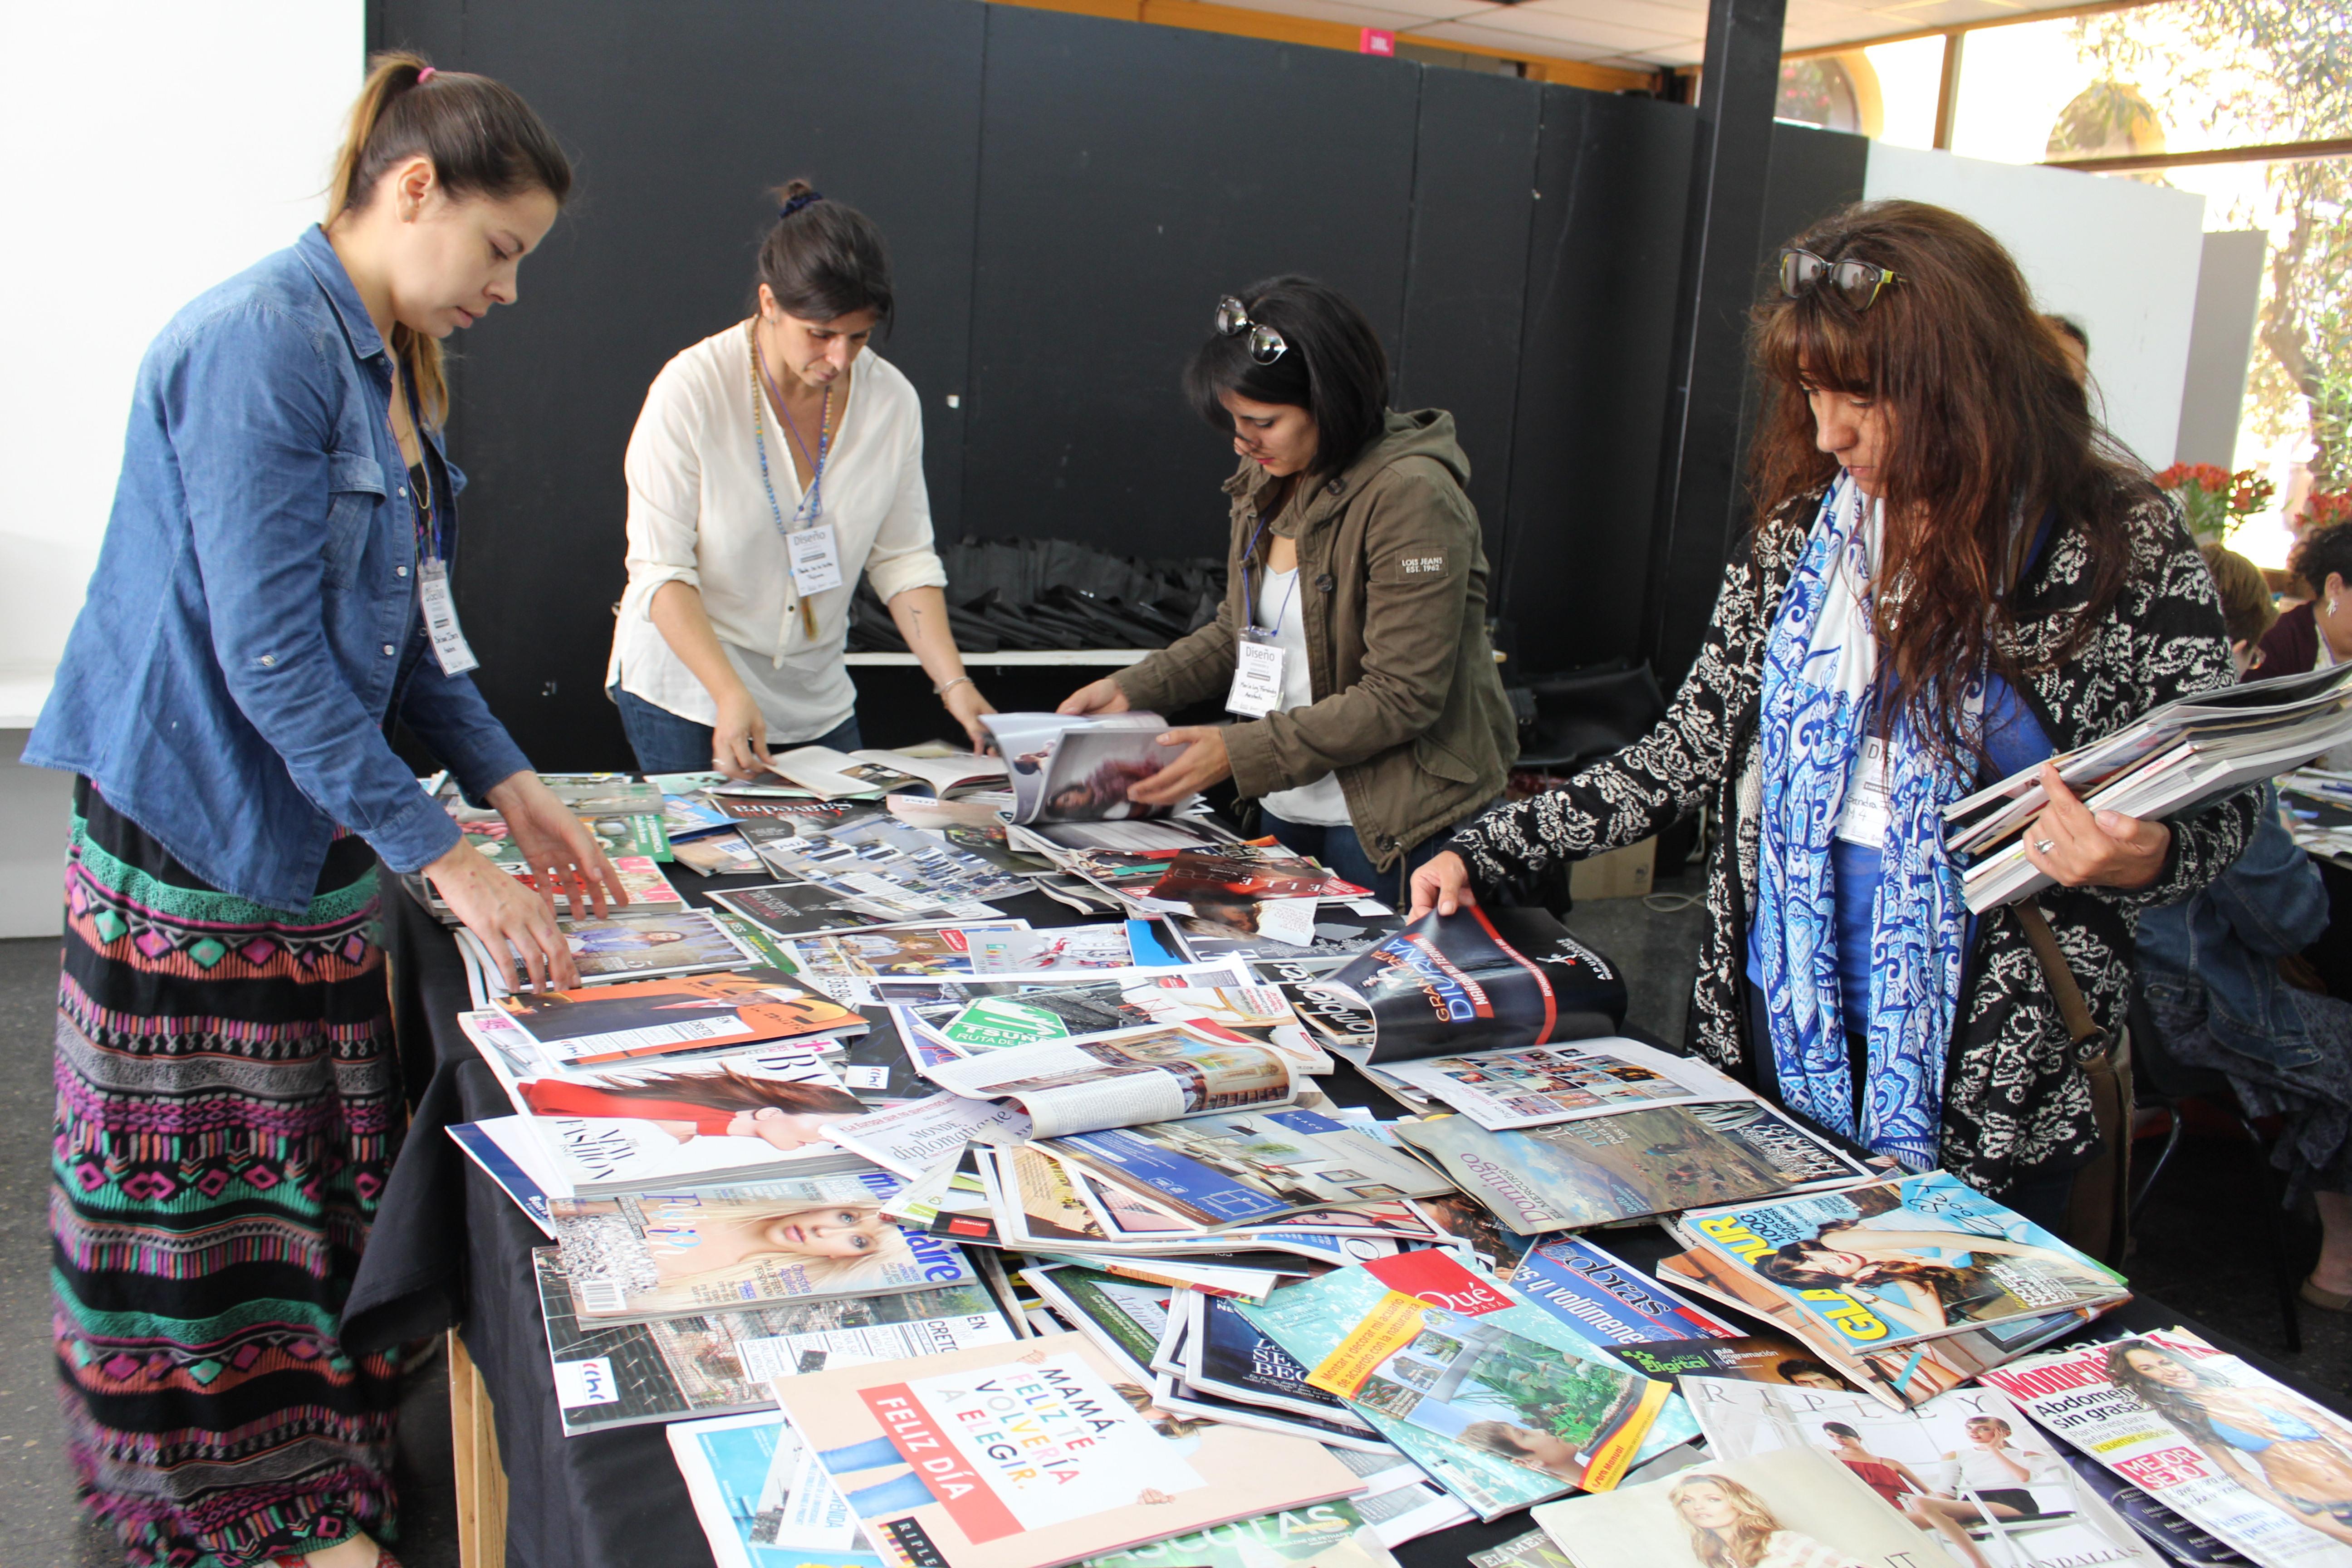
top-left (1670, 1472), bottom-right (1784, 1568)
top-left (1749, 200), bottom-right (2153, 757)
top-left (327, 52), bottom-right (571, 425)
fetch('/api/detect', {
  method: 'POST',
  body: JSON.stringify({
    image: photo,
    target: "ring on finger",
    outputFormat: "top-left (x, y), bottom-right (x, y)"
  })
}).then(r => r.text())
top-left (2034, 838), bottom-right (2057, 854)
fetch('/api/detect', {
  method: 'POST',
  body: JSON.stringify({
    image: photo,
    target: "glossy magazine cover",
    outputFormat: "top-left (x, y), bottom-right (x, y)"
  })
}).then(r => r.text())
top-left (1324, 908), bottom-right (1626, 1064)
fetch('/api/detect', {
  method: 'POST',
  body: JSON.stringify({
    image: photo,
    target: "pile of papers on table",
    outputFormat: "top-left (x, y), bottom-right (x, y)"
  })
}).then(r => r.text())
top-left (426, 740), bottom-right (2340, 1568)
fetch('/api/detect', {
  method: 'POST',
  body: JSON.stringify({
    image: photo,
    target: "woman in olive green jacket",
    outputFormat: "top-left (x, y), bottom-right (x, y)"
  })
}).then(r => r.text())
top-left (1059, 275), bottom-right (1517, 900)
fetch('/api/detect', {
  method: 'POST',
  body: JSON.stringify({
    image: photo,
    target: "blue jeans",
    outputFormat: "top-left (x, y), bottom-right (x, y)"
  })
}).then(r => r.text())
top-left (1260, 808), bottom-right (1454, 909)
top-left (612, 687), bottom-right (863, 775)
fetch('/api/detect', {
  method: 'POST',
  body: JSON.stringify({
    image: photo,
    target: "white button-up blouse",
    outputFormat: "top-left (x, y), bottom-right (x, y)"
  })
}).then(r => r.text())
top-left (606, 323), bottom-right (948, 741)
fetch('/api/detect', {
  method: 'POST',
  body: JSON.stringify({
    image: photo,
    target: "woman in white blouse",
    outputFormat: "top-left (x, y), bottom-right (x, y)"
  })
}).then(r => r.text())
top-left (607, 181), bottom-right (993, 775)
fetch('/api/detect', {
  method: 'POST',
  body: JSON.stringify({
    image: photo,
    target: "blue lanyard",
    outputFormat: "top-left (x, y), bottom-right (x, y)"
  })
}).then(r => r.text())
top-left (749, 320), bottom-right (832, 532)
top-left (393, 368), bottom-right (443, 565)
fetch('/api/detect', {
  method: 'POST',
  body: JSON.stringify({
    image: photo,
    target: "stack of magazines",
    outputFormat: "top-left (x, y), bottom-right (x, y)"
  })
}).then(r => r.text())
top-left (424, 740), bottom-right (2306, 1568)
top-left (1947, 663), bottom-right (2352, 911)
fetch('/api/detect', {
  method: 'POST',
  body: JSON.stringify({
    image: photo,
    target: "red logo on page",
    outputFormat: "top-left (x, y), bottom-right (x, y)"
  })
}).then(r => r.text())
top-left (1363, 1250), bottom-right (1512, 1315)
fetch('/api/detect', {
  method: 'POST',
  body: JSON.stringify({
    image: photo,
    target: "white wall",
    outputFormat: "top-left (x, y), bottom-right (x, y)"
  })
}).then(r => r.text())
top-left (0, 3), bottom-right (362, 934)
top-left (1863, 142), bottom-right (2208, 470)
top-left (0, 1), bottom-right (363, 723)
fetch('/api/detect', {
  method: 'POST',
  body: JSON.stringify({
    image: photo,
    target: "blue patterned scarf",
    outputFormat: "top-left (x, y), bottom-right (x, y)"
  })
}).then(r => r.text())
top-left (1754, 477), bottom-right (1974, 1169)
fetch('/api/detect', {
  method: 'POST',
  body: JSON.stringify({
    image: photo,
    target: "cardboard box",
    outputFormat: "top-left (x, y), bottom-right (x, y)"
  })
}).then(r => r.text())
top-left (1570, 836), bottom-right (1656, 901)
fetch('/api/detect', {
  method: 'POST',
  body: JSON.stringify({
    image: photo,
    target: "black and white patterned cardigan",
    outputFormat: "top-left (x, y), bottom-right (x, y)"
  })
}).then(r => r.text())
top-left (1450, 491), bottom-right (2257, 1198)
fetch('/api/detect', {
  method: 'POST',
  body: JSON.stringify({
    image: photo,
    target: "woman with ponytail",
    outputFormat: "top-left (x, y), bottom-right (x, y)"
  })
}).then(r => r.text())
top-left (27, 54), bottom-right (606, 1568)
top-left (607, 180), bottom-right (995, 775)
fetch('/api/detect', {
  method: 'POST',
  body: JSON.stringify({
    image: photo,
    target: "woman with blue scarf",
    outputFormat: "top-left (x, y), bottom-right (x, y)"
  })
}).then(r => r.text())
top-left (1410, 201), bottom-right (2256, 1227)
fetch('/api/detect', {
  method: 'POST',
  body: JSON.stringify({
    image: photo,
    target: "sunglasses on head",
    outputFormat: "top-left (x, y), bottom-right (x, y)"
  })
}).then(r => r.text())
top-left (1779, 248), bottom-right (1901, 310)
top-left (1215, 295), bottom-right (1289, 364)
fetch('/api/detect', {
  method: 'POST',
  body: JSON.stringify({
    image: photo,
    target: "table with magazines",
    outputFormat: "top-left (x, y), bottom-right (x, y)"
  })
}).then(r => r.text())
top-left (343, 775), bottom-right (2352, 1568)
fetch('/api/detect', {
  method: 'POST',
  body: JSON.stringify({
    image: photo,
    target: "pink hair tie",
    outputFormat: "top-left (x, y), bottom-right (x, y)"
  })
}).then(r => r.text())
top-left (417, 66), bottom-right (437, 82)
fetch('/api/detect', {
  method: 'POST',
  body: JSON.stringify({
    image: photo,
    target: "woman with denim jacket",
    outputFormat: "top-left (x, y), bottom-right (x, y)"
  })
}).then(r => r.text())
top-left (23, 56), bottom-right (613, 1568)
top-left (2139, 546), bottom-right (2352, 1313)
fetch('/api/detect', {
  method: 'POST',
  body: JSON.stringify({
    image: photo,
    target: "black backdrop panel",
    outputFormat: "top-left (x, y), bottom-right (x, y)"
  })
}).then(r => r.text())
top-left (374, 0), bottom-right (989, 765)
top-left (1499, 88), bottom-right (1696, 677)
top-left (1393, 68), bottom-right (1543, 564)
top-left (960, 6), bottom-right (1421, 559)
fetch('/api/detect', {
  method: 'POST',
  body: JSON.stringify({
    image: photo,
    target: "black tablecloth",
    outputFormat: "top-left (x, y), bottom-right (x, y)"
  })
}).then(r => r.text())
top-left (343, 866), bottom-right (2352, 1568)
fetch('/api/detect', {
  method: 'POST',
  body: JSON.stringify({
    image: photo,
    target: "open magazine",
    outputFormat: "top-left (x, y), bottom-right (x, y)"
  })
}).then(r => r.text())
top-left (764, 1331), bottom-right (1366, 1568)
top-left (983, 711), bottom-right (1187, 824)
top-left (1527, 1446), bottom-right (1946, 1568)
top-left (1372, 1037), bottom-right (1749, 1131)
top-left (747, 814), bottom-right (1027, 921)
top-left (1319, 909), bottom-right (1628, 1064)
top-left (457, 908), bottom-right (763, 997)
top-left (919, 1025), bottom-right (1297, 1138)
top-left (1394, 1102), bottom-right (1872, 1235)
top-left (1043, 1106), bottom-right (1454, 1229)
top-left (465, 1010), bottom-right (870, 1195)
top-left (1675, 1171), bottom-right (2129, 1351)
top-left (1983, 1328), bottom-right (2352, 1568)
top-left (1683, 1374), bottom-right (2166, 1568)
top-left (764, 744), bottom-right (1007, 799)
top-left (551, 1171), bottom-right (977, 1321)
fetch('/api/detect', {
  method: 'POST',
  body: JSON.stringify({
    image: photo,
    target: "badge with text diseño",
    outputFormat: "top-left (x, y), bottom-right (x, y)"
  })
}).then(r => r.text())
top-left (419, 559), bottom-right (480, 675)
top-left (787, 522), bottom-right (845, 596)
top-left (1226, 628), bottom-right (1287, 718)
top-left (1835, 735), bottom-right (1891, 848)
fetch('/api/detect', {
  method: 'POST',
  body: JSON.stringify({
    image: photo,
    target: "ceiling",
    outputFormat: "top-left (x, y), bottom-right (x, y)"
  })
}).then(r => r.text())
top-left (1223, 0), bottom-right (2125, 71)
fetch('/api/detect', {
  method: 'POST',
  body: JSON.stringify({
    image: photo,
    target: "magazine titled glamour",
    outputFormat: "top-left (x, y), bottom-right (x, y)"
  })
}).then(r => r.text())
top-left (918, 1024), bottom-right (1297, 1139)
top-left (1983, 1328), bottom-right (2352, 1568)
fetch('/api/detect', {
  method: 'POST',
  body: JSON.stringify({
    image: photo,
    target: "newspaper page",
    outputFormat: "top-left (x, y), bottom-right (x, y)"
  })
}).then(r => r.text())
top-left (920, 1024), bottom-right (1296, 1138)
top-left (820, 1090), bottom-right (1035, 1178)
top-left (1983, 1329), bottom-right (2352, 1568)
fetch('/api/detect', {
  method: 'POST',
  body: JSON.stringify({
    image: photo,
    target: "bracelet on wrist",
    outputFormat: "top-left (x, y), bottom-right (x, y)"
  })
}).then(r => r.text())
top-left (934, 674), bottom-right (976, 698)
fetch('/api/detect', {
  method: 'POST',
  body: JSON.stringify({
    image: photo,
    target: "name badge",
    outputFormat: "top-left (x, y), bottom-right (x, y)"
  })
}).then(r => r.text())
top-left (419, 559), bottom-right (480, 676)
top-left (787, 522), bottom-right (845, 596)
top-left (1836, 735), bottom-right (1892, 848)
top-left (1226, 629), bottom-right (1287, 718)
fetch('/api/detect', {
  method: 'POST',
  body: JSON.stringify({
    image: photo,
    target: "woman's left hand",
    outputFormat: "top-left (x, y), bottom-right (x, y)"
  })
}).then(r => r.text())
top-left (1127, 726), bottom-right (1233, 806)
top-left (2021, 760), bottom-right (2171, 891)
top-left (486, 772), bottom-right (632, 918)
top-left (941, 679), bottom-right (997, 753)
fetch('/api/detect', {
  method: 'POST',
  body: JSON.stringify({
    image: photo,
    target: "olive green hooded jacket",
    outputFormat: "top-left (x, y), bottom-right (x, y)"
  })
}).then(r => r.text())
top-left (1114, 409), bottom-right (1517, 869)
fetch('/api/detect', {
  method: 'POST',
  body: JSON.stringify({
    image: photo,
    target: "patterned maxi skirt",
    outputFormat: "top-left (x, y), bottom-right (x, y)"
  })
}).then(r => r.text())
top-left (52, 779), bottom-right (405, 1568)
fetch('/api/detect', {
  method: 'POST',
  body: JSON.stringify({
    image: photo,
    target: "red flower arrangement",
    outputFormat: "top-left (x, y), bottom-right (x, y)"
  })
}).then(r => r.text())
top-left (2155, 463), bottom-right (2277, 545)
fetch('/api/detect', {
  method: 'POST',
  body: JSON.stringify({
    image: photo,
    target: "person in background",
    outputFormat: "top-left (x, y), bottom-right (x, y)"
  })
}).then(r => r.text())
top-left (1057, 276), bottom-right (1517, 904)
top-left (2258, 521), bottom-right (2352, 681)
top-left (608, 181), bottom-right (992, 776)
top-left (2043, 314), bottom-right (2089, 385)
top-left (24, 54), bottom-right (618, 1568)
top-left (2138, 544), bottom-right (2352, 1313)
top-left (1409, 201), bottom-right (2254, 1223)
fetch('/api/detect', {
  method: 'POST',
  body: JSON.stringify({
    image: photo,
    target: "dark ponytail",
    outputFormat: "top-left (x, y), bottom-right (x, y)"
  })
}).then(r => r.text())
top-left (756, 179), bottom-right (894, 327)
top-left (328, 51), bottom-right (572, 424)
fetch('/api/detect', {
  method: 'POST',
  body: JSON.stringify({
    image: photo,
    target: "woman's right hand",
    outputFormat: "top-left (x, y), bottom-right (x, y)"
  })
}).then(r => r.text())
top-left (711, 687), bottom-right (774, 780)
top-left (1058, 677), bottom-right (1131, 716)
top-left (1406, 850), bottom-right (1477, 921)
top-left (424, 840), bottom-right (580, 992)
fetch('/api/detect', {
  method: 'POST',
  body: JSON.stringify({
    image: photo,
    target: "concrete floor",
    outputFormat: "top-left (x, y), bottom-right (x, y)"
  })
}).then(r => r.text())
top-left (1, 883), bottom-right (2344, 1567)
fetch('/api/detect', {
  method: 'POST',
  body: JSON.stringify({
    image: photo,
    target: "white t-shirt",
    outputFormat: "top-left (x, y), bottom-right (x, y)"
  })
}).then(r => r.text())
top-left (1254, 564), bottom-right (1352, 826)
top-left (605, 324), bottom-right (948, 742)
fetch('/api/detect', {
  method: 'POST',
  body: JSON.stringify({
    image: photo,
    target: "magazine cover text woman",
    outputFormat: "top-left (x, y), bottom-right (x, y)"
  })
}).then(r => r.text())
top-left (1671, 1472), bottom-right (1871, 1568)
top-left (2107, 1339), bottom-right (2352, 1544)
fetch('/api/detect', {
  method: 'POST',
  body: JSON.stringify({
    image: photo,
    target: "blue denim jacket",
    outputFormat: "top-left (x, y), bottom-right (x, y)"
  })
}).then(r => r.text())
top-left (28, 226), bottom-right (531, 912)
top-left (2136, 786), bottom-right (2331, 1073)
